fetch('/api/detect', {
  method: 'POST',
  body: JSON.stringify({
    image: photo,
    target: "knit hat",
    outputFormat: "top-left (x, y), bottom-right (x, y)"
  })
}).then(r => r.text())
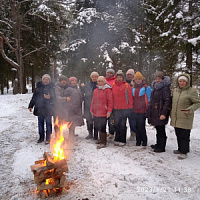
top-left (97, 76), bottom-right (106, 83)
top-left (126, 69), bottom-right (135, 76)
top-left (59, 75), bottom-right (67, 82)
top-left (115, 70), bottom-right (125, 80)
top-left (42, 74), bottom-right (51, 81)
top-left (134, 72), bottom-right (143, 80)
top-left (155, 71), bottom-right (165, 80)
top-left (90, 71), bottom-right (99, 78)
top-left (106, 68), bottom-right (115, 75)
top-left (178, 76), bottom-right (188, 82)
top-left (69, 77), bottom-right (77, 84)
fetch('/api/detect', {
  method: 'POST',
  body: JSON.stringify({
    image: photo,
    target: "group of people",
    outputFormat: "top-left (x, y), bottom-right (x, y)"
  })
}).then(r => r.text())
top-left (28, 69), bottom-right (200, 159)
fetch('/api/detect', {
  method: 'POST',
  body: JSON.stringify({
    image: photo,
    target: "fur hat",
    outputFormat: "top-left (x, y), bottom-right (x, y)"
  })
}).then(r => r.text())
top-left (97, 76), bottom-right (106, 83)
top-left (59, 75), bottom-right (67, 82)
top-left (115, 70), bottom-right (125, 80)
top-left (69, 77), bottom-right (77, 84)
top-left (42, 74), bottom-right (51, 81)
top-left (155, 71), bottom-right (165, 80)
top-left (90, 71), bottom-right (99, 78)
top-left (178, 76), bottom-right (188, 82)
top-left (134, 72), bottom-right (143, 80)
top-left (126, 69), bottom-right (135, 76)
top-left (106, 68), bottom-right (115, 75)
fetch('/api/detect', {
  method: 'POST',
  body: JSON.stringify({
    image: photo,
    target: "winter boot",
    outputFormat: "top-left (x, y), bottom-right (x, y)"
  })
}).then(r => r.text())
top-left (129, 131), bottom-right (136, 141)
top-left (85, 130), bottom-right (93, 139)
top-left (154, 137), bottom-right (167, 153)
top-left (97, 132), bottom-right (107, 149)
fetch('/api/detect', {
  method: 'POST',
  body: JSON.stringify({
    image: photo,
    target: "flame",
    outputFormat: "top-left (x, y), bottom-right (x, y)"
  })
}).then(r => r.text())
top-left (52, 117), bottom-right (72, 161)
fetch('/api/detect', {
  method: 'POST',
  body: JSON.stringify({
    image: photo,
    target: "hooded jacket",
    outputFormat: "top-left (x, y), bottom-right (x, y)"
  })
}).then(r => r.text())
top-left (90, 83), bottom-right (113, 117)
top-left (148, 76), bottom-right (172, 126)
top-left (105, 75), bottom-right (116, 86)
top-left (28, 81), bottom-right (55, 117)
top-left (170, 74), bottom-right (200, 129)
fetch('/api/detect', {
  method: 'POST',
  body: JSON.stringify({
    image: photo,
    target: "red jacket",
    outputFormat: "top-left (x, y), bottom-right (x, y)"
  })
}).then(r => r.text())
top-left (90, 84), bottom-right (113, 117)
top-left (105, 76), bottom-right (116, 86)
top-left (112, 81), bottom-right (133, 110)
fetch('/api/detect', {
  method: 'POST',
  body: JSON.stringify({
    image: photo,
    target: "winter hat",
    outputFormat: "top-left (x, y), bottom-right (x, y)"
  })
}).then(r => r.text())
top-left (178, 76), bottom-right (188, 82)
top-left (59, 75), bottom-right (67, 82)
top-left (97, 76), bottom-right (106, 83)
top-left (134, 72), bottom-right (143, 80)
top-left (106, 68), bottom-right (115, 75)
top-left (126, 69), bottom-right (135, 76)
top-left (115, 70), bottom-right (125, 80)
top-left (155, 71), bottom-right (165, 80)
top-left (42, 74), bottom-right (51, 81)
top-left (90, 71), bottom-right (99, 78)
top-left (69, 77), bottom-right (77, 84)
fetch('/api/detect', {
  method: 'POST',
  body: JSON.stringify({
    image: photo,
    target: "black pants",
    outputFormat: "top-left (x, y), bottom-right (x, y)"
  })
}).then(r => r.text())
top-left (133, 112), bottom-right (147, 145)
top-left (94, 117), bottom-right (107, 133)
top-left (107, 116), bottom-right (115, 135)
top-left (155, 125), bottom-right (167, 150)
top-left (113, 109), bottom-right (129, 143)
top-left (175, 127), bottom-right (191, 154)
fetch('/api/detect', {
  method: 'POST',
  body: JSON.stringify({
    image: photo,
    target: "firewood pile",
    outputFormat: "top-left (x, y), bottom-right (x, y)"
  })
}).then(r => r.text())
top-left (30, 152), bottom-right (68, 198)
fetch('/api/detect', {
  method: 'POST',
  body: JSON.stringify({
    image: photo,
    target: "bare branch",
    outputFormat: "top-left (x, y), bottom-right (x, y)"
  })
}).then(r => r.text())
top-left (28, 12), bottom-right (53, 23)
top-left (0, 37), bottom-right (20, 70)
top-left (23, 46), bottom-right (46, 58)
top-left (0, 32), bottom-right (16, 52)
top-left (0, 20), bottom-right (13, 29)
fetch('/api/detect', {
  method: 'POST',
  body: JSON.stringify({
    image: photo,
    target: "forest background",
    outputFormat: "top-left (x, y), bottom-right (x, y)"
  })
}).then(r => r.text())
top-left (0, 0), bottom-right (199, 94)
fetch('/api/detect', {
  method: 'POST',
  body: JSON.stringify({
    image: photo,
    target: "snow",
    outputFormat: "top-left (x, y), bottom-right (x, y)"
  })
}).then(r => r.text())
top-left (188, 36), bottom-right (200, 46)
top-left (0, 93), bottom-right (200, 199)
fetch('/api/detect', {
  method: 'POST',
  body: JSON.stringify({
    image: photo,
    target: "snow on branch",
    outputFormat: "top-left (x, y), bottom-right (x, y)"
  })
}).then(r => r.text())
top-left (0, 20), bottom-right (13, 29)
top-left (22, 46), bottom-right (46, 58)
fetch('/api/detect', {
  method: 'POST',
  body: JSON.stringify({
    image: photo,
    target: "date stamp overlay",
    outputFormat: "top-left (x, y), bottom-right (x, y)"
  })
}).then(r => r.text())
top-left (136, 186), bottom-right (193, 193)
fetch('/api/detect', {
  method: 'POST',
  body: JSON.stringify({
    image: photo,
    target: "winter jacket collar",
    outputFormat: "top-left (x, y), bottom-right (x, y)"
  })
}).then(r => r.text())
top-left (135, 81), bottom-right (145, 88)
top-left (90, 80), bottom-right (98, 90)
top-left (105, 76), bottom-right (115, 81)
top-left (152, 76), bottom-right (171, 91)
top-left (97, 83), bottom-right (112, 90)
top-left (115, 80), bottom-right (126, 86)
top-left (69, 84), bottom-right (77, 89)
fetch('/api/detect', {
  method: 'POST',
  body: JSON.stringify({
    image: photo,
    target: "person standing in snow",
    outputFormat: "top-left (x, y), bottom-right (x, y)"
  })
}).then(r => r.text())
top-left (148, 71), bottom-right (171, 153)
top-left (54, 75), bottom-right (69, 123)
top-left (64, 77), bottom-right (84, 138)
top-left (132, 72), bottom-right (152, 146)
top-left (105, 68), bottom-right (116, 139)
top-left (28, 74), bottom-right (55, 144)
top-left (112, 70), bottom-right (133, 146)
top-left (125, 68), bottom-right (136, 141)
top-left (90, 76), bottom-right (113, 149)
top-left (80, 72), bottom-right (99, 140)
top-left (170, 74), bottom-right (200, 159)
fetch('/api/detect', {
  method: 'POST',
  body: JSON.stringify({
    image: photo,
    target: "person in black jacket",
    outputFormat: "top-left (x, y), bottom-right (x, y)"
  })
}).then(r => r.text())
top-left (80, 72), bottom-right (99, 140)
top-left (148, 71), bottom-right (171, 152)
top-left (28, 74), bottom-right (55, 144)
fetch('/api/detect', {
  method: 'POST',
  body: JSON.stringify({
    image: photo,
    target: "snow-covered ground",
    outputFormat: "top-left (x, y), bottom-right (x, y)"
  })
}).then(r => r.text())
top-left (0, 93), bottom-right (200, 200)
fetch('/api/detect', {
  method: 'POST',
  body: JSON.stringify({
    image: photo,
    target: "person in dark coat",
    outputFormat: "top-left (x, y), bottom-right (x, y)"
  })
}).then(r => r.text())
top-left (125, 69), bottom-right (136, 141)
top-left (54, 75), bottom-right (69, 122)
top-left (64, 77), bottom-right (84, 137)
top-left (148, 71), bottom-right (171, 152)
top-left (28, 74), bottom-right (55, 144)
top-left (80, 72), bottom-right (99, 140)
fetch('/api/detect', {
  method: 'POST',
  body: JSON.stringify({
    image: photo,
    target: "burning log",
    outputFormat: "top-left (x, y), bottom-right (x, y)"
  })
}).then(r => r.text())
top-left (31, 152), bottom-right (68, 198)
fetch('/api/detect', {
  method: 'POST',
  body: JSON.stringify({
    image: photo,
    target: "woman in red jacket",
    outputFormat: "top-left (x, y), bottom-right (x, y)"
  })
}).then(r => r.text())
top-left (112, 70), bottom-right (133, 146)
top-left (90, 76), bottom-right (113, 149)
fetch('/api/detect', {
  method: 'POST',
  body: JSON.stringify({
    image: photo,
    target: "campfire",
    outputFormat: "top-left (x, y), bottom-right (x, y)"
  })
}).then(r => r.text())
top-left (30, 118), bottom-right (72, 198)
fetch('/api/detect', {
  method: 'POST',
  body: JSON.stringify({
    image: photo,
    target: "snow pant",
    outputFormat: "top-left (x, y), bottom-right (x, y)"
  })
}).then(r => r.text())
top-left (86, 116), bottom-right (98, 139)
top-left (127, 110), bottom-right (136, 133)
top-left (133, 112), bottom-right (147, 145)
top-left (38, 116), bottom-right (52, 141)
top-left (113, 109), bottom-right (129, 143)
top-left (155, 125), bottom-right (167, 151)
top-left (175, 127), bottom-right (191, 154)
top-left (107, 115), bottom-right (115, 135)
